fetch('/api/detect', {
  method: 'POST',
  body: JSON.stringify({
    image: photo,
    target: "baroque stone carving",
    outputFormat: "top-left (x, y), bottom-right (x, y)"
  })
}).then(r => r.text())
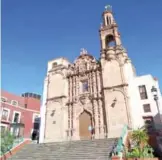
top-left (79, 92), bottom-right (92, 105)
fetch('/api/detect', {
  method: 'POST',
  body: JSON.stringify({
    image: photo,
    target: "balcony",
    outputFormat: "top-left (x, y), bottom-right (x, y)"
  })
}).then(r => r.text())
top-left (10, 120), bottom-right (25, 138)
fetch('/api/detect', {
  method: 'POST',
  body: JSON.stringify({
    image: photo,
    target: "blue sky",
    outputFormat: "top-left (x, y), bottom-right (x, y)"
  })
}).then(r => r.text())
top-left (2, 0), bottom-right (162, 96)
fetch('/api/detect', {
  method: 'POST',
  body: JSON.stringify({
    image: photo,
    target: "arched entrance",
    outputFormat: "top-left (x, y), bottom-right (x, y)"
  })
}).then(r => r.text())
top-left (79, 110), bottom-right (92, 140)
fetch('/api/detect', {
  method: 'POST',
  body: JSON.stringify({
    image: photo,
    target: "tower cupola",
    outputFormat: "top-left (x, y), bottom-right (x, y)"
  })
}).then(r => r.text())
top-left (99, 5), bottom-right (122, 51)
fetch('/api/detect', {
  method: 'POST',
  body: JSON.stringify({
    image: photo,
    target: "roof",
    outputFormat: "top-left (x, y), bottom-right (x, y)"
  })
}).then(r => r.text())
top-left (1, 90), bottom-right (24, 104)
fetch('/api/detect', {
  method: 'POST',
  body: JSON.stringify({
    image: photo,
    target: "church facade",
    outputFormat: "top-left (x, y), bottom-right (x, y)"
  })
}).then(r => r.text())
top-left (39, 6), bottom-right (138, 143)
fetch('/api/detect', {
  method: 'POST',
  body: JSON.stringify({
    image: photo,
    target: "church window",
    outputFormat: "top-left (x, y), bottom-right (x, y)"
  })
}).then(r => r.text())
top-left (12, 100), bottom-right (18, 106)
top-left (143, 104), bottom-right (151, 113)
top-left (1, 97), bottom-right (7, 102)
top-left (52, 62), bottom-right (57, 68)
top-left (82, 81), bottom-right (88, 92)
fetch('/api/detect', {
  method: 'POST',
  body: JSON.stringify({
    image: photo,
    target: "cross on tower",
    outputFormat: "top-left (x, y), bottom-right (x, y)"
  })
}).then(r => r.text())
top-left (80, 48), bottom-right (88, 55)
top-left (105, 5), bottom-right (112, 11)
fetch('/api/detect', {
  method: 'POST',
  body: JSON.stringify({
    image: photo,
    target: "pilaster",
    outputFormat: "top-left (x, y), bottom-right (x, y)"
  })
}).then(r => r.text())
top-left (94, 100), bottom-right (99, 139)
top-left (99, 99), bottom-right (104, 138)
top-left (93, 71), bottom-right (97, 98)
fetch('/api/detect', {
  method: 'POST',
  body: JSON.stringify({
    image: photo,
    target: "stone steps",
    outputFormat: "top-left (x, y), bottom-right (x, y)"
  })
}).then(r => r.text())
top-left (9, 138), bottom-right (117, 160)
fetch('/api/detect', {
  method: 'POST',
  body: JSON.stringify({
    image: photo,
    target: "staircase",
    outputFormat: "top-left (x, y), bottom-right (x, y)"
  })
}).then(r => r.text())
top-left (9, 138), bottom-right (117, 160)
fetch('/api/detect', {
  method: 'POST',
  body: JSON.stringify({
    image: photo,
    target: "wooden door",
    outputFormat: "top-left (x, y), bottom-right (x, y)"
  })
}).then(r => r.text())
top-left (79, 110), bottom-right (92, 140)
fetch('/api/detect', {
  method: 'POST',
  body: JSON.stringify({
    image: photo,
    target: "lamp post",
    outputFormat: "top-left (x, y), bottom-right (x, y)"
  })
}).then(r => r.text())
top-left (151, 86), bottom-right (162, 124)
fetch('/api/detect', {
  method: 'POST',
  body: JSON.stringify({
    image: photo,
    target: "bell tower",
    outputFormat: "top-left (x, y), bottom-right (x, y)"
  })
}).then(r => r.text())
top-left (99, 5), bottom-right (134, 138)
top-left (100, 5), bottom-right (122, 50)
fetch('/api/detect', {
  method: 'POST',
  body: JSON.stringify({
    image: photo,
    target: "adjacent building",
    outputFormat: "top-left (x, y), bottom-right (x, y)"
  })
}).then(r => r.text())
top-left (0, 90), bottom-right (41, 139)
top-left (129, 75), bottom-right (162, 131)
top-left (39, 6), bottom-right (162, 143)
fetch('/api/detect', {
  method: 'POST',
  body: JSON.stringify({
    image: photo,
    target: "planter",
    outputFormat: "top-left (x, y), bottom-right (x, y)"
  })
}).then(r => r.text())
top-left (112, 156), bottom-right (159, 160)
top-left (123, 158), bottom-right (159, 160)
top-left (112, 156), bottom-right (120, 160)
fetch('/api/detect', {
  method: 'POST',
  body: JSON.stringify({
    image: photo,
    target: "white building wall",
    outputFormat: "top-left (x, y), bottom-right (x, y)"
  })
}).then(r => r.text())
top-left (39, 76), bottom-right (48, 143)
top-left (47, 57), bottom-right (70, 72)
top-left (129, 75), bottom-right (162, 129)
top-left (123, 60), bottom-right (137, 129)
top-left (40, 58), bottom-right (70, 143)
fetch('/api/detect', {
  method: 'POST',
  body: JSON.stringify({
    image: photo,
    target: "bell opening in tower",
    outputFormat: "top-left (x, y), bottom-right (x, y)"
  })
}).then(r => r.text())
top-left (105, 35), bottom-right (116, 48)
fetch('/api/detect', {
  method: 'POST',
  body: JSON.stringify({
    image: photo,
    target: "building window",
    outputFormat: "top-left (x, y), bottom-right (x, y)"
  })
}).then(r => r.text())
top-left (82, 81), bottom-right (88, 92)
top-left (1, 126), bottom-right (6, 132)
top-left (143, 104), bottom-right (151, 113)
top-left (32, 113), bottom-right (40, 123)
top-left (1, 97), bottom-right (7, 103)
top-left (13, 112), bottom-right (20, 123)
top-left (12, 100), bottom-right (18, 106)
top-left (24, 104), bottom-right (27, 108)
top-left (139, 85), bottom-right (148, 100)
top-left (52, 62), bottom-right (57, 68)
top-left (2, 109), bottom-right (9, 121)
top-left (32, 114), bottom-right (40, 133)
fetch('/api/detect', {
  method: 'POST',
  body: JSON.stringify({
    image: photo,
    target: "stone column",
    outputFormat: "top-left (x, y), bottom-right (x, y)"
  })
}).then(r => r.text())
top-left (94, 100), bottom-right (99, 139)
top-left (72, 76), bottom-right (74, 102)
top-left (97, 70), bottom-right (101, 97)
top-left (67, 105), bottom-right (70, 140)
top-left (71, 76), bottom-right (74, 139)
top-left (89, 72), bottom-right (92, 94)
top-left (69, 77), bottom-right (72, 102)
top-left (74, 76), bottom-right (77, 102)
top-left (75, 75), bottom-right (78, 101)
top-left (77, 75), bottom-right (80, 98)
top-left (93, 70), bottom-right (97, 98)
top-left (89, 71), bottom-right (95, 135)
top-left (99, 99), bottom-right (104, 139)
top-left (69, 104), bottom-right (72, 140)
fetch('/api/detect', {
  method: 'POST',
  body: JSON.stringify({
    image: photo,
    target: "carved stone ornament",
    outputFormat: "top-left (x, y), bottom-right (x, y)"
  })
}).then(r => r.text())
top-left (86, 105), bottom-right (93, 112)
top-left (79, 96), bottom-right (86, 105)
top-left (76, 106), bottom-right (83, 118)
top-left (79, 61), bottom-right (87, 74)
top-left (75, 103), bottom-right (92, 119)
top-left (79, 94), bottom-right (91, 105)
top-left (106, 54), bottom-right (116, 61)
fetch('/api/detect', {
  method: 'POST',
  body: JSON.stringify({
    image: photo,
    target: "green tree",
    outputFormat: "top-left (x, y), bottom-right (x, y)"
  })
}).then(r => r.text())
top-left (125, 128), bottom-right (154, 158)
top-left (131, 128), bottom-right (149, 152)
top-left (1, 130), bottom-right (14, 157)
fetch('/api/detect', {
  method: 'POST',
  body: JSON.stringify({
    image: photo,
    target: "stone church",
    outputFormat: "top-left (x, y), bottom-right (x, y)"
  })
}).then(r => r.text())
top-left (40, 6), bottom-right (137, 143)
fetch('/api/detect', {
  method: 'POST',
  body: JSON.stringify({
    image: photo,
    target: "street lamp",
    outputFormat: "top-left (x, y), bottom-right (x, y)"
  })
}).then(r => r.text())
top-left (151, 86), bottom-right (162, 123)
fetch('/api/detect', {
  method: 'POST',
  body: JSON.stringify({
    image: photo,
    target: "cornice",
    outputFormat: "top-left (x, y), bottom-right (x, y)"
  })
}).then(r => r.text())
top-left (102, 83), bottom-right (128, 90)
top-left (47, 96), bottom-right (67, 101)
top-left (66, 67), bottom-right (101, 78)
